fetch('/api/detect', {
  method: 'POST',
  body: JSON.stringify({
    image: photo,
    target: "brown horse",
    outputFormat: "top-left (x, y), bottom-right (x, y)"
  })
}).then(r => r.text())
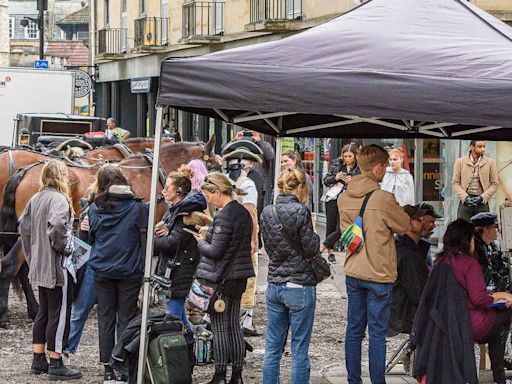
top-left (0, 138), bottom-right (174, 208)
top-left (0, 138), bottom-right (215, 326)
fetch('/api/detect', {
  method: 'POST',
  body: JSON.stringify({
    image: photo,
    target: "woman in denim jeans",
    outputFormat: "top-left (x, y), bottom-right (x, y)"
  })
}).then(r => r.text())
top-left (260, 168), bottom-right (321, 384)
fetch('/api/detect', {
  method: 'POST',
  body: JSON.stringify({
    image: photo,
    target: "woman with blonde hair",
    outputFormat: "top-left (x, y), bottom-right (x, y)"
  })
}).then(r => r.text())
top-left (381, 147), bottom-right (415, 206)
top-left (260, 168), bottom-right (320, 384)
top-left (19, 160), bottom-right (82, 380)
top-left (195, 172), bottom-right (255, 384)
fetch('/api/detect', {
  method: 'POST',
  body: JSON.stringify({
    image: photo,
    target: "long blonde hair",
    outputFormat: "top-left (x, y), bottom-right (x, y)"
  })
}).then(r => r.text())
top-left (39, 160), bottom-right (73, 210)
top-left (278, 168), bottom-right (309, 204)
top-left (201, 172), bottom-right (246, 197)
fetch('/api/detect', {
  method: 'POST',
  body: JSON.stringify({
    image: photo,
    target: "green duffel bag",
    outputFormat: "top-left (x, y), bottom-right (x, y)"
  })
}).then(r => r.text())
top-left (146, 331), bottom-right (192, 384)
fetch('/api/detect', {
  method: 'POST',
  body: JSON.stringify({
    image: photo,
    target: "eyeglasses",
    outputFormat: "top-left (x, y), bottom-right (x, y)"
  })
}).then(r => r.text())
top-left (204, 177), bottom-right (222, 190)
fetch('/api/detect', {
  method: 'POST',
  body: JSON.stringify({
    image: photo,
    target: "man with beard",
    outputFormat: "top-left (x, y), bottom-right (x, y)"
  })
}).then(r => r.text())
top-left (388, 202), bottom-right (441, 337)
top-left (452, 140), bottom-right (499, 222)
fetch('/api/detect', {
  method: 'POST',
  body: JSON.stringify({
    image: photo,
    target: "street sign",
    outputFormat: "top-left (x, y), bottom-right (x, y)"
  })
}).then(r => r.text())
top-left (34, 60), bottom-right (49, 69)
top-left (74, 69), bottom-right (92, 98)
top-left (131, 77), bottom-right (151, 93)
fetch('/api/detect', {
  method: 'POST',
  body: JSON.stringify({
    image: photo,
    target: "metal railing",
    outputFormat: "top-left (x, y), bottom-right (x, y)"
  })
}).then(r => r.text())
top-left (134, 17), bottom-right (170, 48)
top-left (97, 28), bottom-right (127, 55)
top-left (250, 0), bottom-right (302, 23)
top-left (182, 1), bottom-right (224, 38)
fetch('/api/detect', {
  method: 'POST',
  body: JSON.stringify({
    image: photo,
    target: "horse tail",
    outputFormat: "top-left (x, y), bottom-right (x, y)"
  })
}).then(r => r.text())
top-left (0, 169), bottom-right (26, 255)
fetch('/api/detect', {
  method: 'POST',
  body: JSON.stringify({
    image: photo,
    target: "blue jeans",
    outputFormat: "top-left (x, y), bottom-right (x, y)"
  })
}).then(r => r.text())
top-left (263, 283), bottom-right (316, 384)
top-left (66, 263), bottom-right (97, 354)
top-left (166, 297), bottom-right (192, 331)
top-left (345, 276), bottom-right (393, 384)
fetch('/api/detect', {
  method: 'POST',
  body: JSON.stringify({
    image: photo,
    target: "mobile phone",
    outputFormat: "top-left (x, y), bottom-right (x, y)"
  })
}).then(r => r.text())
top-left (183, 228), bottom-right (201, 237)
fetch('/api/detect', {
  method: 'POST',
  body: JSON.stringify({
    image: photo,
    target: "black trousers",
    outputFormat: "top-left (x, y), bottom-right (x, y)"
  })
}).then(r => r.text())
top-left (95, 276), bottom-right (141, 363)
top-left (210, 294), bottom-right (245, 371)
top-left (33, 271), bottom-right (73, 354)
top-left (324, 199), bottom-right (340, 250)
top-left (457, 202), bottom-right (489, 222)
top-left (480, 309), bottom-right (512, 384)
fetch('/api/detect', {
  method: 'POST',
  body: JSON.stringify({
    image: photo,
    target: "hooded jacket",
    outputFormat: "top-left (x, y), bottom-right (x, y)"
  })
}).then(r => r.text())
top-left (19, 188), bottom-right (72, 289)
top-left (88, 186), bottom-right (148, 279)
top-left (338, 174), bottom-right (409, 283)
top-left (260, 194), bottom-right (320, 285)
top-left (380, 166), bottom-right (415, 206)
top-left (154, 192), bottom-right (207, 298)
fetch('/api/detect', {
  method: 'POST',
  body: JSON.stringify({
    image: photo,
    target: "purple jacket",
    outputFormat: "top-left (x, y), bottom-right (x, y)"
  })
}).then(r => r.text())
top-left (443, 253), bottom-right (495, 342)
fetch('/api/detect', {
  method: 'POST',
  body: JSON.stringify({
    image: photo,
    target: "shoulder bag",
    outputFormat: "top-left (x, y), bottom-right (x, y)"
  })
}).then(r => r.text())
top-left (271, 206), bottom-right (332, 284)
top-left (339, 190), bottom-right (374, 256)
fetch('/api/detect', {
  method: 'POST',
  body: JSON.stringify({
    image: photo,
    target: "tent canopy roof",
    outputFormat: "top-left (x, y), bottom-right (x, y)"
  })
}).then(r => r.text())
top-left (157, 0), bottom-right (512, 140)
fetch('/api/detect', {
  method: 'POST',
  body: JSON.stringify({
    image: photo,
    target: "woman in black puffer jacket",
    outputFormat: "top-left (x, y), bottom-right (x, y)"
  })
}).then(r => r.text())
top-left (260, 168), bottom-right (321, 384)
top-left (154, 165), bottom-right (208, 330)
top-left (195, 172), bottom-right (254, 384)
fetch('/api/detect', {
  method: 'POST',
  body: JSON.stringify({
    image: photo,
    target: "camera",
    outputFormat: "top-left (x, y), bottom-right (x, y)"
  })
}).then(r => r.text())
top-left (242, 130), bottom-right (253, 138)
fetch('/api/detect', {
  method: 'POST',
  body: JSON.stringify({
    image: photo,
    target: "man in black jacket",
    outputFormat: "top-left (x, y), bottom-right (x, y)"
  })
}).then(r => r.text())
top-left (389, 203), bottom-right (440, 336)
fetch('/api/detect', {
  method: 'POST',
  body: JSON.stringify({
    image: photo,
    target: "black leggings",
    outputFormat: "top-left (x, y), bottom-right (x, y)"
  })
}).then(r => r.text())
top-left (210, 294), bottom-right (245, 370)
top-left (480, 309), bottom-right (512, 384)
top-left (324, 199), bottom-right (339, 250)
top-left (33, 272), bottom-right (73, 353)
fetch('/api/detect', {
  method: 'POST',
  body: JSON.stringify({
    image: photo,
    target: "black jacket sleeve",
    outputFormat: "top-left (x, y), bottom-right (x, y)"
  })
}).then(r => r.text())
top-left (153, 219), bottom-right (194, 262)
top-left (323, 160), bottom-right (340, 187)
top-left (197, 216), bottom-right (233, 261)
top-left (297, 208), bottom-right (321, 259)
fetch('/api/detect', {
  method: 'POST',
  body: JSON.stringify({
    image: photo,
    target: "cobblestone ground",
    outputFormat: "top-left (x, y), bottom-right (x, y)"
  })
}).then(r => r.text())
top-left (0, 281), bottom-right (409, 383)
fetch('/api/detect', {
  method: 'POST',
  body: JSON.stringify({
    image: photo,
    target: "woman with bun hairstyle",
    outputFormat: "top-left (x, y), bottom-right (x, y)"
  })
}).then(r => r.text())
top-left (260, 168), bottom-right (320, 384)
top-left (195, 172), bottom-right (255, 384)
top-left (153, 165), bottom-right (208, 330)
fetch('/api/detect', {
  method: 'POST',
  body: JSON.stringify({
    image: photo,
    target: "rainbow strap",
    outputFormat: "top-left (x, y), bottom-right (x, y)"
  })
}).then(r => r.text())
top-left (340, 216), bottom-right (365, 255)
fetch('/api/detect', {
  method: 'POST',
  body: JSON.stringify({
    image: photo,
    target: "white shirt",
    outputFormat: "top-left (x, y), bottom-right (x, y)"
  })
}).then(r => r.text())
top-left (235, 172), bottom-right (258, 207)
top-left (381, 166), bottom-right (415, 206)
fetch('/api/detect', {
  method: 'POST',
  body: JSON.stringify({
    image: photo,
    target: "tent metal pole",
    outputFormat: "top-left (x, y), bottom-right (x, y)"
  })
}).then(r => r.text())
top-left (274, 136), bottom-right (283, 202)
top-left (136, 106), bottom-right (164, 384)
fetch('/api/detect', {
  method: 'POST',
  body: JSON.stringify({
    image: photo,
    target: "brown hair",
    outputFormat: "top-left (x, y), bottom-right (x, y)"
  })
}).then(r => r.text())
top-left (92, 165), bottom-right (130, 208)
top-left (277, 168), bottom-right (309, 204)
top-left (201, 172), bottom-right (247, 197)
top-left (282, 150), bottom-right (303, 169)
top-left (342, 143), bottom-right (358, 157)
top-left (167, 164), bottom-right (194, 196)
top-left (39, 160), bottom-right (73, 211)
top-left (358, 144), bottom-right (389, 172)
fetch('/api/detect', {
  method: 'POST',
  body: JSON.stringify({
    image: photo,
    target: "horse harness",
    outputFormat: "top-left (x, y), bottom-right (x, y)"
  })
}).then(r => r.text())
top-left (7, 150), bottom-right (16, 177)
top-left (142, 150), bottom-right (167, 202)
top-left (113, 143), bottom-right (133, 158)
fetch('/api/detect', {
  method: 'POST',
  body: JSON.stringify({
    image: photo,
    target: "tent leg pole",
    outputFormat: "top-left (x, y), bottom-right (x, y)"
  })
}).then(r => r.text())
top-left (274, 137), bottom-right (283, 202)
top-left (136, 106), bottom-right (164, 384)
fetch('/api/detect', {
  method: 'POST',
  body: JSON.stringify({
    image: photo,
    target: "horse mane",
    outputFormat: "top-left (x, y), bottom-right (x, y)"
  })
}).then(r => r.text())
top-left (0, 167), bottom-right (29, 255)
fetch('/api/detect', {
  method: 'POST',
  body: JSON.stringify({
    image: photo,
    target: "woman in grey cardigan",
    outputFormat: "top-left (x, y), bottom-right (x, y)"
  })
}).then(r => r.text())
top-left (19, 160), bottom-right (82, 381)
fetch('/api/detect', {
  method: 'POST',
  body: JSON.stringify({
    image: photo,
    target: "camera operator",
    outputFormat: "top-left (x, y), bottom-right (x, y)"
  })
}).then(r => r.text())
top-left (470, 212), bottom-right (506, 290)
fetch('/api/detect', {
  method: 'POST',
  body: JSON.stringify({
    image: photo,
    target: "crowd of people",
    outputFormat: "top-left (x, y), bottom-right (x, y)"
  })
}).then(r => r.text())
top-left (17, 133), bottom-right (512, 384)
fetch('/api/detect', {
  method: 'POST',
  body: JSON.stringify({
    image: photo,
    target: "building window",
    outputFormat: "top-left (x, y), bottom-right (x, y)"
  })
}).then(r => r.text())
top-left (140, 0), bottom-right (146, 15)
top-left (105, 0), bottom-right (110, 25)
top-left (24, 19), bottom-right (39, 39)
top-left (9, 17), bottom-right (15, 38)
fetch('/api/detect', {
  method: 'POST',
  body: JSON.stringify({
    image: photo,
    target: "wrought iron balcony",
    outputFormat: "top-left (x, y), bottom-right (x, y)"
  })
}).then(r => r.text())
top-left (134, 17), bottom-right (170, 49)
top-left (97, 28), bottom-right (127, 55)
top-left (247, 0), bottom-right (303, 31)
top-left (182, 1), bottom-right (224, 42)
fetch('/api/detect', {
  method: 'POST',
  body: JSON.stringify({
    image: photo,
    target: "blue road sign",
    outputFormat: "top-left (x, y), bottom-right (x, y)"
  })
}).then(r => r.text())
top-left (34, 60), bottom-right (49, 69)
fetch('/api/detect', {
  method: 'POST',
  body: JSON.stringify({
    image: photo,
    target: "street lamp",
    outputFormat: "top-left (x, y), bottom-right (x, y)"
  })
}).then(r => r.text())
top-left (20, 0), bottom-right (47, 60)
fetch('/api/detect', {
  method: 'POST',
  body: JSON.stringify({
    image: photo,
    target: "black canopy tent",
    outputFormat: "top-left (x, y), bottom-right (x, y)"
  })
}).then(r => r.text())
top-left (157, 0), bottom-right (512, 140)
top-left (137, 1), bottom-right (512, 381)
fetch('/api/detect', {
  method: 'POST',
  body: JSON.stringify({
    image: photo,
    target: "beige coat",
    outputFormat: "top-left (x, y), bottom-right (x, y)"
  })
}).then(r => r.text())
top-left (338, 174), bottom-right (410, 284)
top-left (451, 155), bottom-right (499, 203)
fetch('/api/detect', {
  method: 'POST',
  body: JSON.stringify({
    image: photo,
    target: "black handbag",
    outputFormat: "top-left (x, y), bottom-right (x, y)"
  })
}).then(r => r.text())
top-left (271, 206), bottom-right (332, 284)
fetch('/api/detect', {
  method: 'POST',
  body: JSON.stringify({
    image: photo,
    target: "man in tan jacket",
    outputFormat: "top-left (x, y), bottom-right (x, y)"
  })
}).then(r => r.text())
top-left (452, 140), bottom-right (499, 222)
top-left (338, 144), bottom-right (409, 384)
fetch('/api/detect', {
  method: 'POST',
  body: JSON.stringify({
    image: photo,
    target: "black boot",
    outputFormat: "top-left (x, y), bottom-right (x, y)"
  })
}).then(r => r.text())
top-left (31, 352), bottom-right (48, 374)
top-left (229, 368), bottom-right (244, 384)
top-left (207, 368), bottom-right (227, 384)
top-left (48, 357), bottom-right (82, 381)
